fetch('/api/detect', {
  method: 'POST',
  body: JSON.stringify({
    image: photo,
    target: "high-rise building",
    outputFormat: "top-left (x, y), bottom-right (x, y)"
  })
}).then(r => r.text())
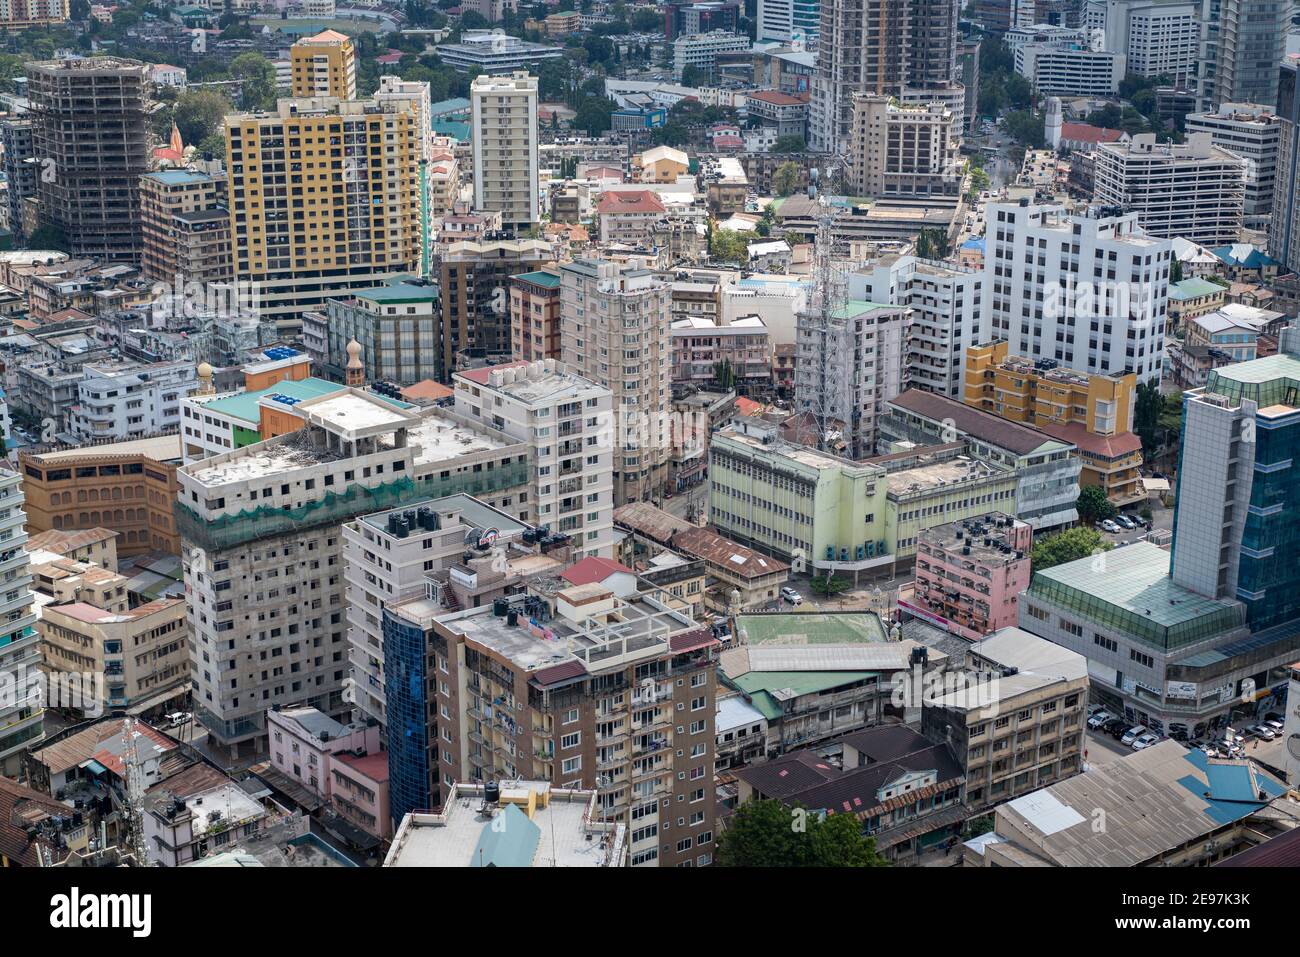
top-left (1171, 319), bottom-right (1300, 631)
top-left (1084, 0), bottom-right (1199, 84)
top-left (982, 201), bottom-right (1172, 384)
top-left (854, 254), bottom-right (983, 398)
top-left (435, 238), bottom-right (552, 377)
top-left (1184, 103), bottom-right (1279, 230)
top-left (756, 0), bottom-right (820, 43)
top-left (1093, 132), bottom-right (1246, 246)
top-left (665, 0), bottom-right (741, 39)
top-left (1196, 0), bottom-right (1288, 110)
top-left (847, 94), bottom-right (961, 201)
top-left (1271, 58), bottom-right (1300, 275)
top-left (811, 0), bottom-right (961, 151)
top-left (178, 386), bottom-right (530, 756)
top-left (510, 268), bottom-right (563, 362)
top-left (319, 277), bottom-right (441, 385)
top-left (0, 469), bottom-right (40, 776)
top-left (376, 74), bottom-right (435, 275)
top-left (139, 169), bottom-right (229, 285)
top-left (453, 359), bottom-right (616, 559)
top-left (289, 29), bottom-right (357, 99)
top-left (382, 577), bottom-right (721, 866)
top-left (0, 119), bottom-right (35, 239)
top-left (560, 260), bottom-right (672, 505)
top-left (0, 0), bottom-right (68, 28)
top-left (224, 95), bottom-right (424, 334)
top-left (470, 72), bottom-right (539, 237)
top-left (795, 297), bottom-right (908, 459)
top-left (27, 57), bottom-right (151, 263)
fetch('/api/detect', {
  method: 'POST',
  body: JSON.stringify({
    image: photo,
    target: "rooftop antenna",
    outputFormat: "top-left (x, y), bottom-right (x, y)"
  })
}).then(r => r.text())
top-left (120, 717), bottom-right (150, 866)
top-left (794, 149), bottom-right (853, 455)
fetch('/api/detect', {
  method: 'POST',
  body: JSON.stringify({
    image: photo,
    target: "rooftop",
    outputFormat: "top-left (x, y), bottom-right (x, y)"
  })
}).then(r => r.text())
top-left (198, 376), bottom-right (343, 426)
top-left (385, 783), bottom-right (623, 867)
top-left (888, 389), bottom-right (1071, 457)
top-left (1027, 541), bottom-right (1243, 650)
top-left (406, 411), bottom-right (510, 466)
top-left (735, 611), bottom-right (888, 646)
top-left (456, 359), bottom-right (604, 405)
top-left (885, 455), bottom-right (1002, 496)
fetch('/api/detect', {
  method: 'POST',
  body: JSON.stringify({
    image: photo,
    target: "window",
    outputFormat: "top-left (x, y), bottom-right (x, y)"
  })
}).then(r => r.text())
top-left (560, 731), bottom-right (581, 750)
top-left (561, 756), bottom-right (581, 775)
top-left (563, 708), bottom-right (579, 724)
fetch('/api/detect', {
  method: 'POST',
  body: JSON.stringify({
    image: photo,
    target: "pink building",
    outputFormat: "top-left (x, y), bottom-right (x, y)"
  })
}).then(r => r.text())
top-left (902, 513), bottom-right (1032, 641)
top-left (330, 752), bottom-right (392, 841)
top-left (267, 706), bottom-right (381, 801)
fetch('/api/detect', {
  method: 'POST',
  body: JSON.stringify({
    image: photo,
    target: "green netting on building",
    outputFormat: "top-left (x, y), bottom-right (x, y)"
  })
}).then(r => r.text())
top-left (176, 476), bottom-right (423, 551)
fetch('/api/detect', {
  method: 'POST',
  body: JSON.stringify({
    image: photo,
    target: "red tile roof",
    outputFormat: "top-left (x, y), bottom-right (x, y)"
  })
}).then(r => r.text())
top-left (561, 556), bottom-right (634, 586)
top-left (596, 189), bottom-right (666, 216)
top-left (1038, 421), bottom-right (1143, 458)
top-left (747, 90), bottom-right (805, 106)
top-left (533, 659), bottom-right (589, 687)
top-left (335, 751), bottom-right (390, 782)
top-left (0, 776), bottom-right (70, 867)
top-left (456, 360), bottom-right (530, 384)
top-left (1060, 122), bottom-right (1125, 144)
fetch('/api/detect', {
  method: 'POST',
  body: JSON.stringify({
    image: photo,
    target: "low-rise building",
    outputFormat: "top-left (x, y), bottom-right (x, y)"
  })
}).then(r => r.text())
top-left (267, 705), bottom-right (381, 802)
top-left (671, 316), bottom-right (770, 392)
top-left (902, 513), bottom-right (1032, 640)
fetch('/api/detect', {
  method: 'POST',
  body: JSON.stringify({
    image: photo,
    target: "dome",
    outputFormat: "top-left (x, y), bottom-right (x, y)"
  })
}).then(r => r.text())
top-left (197, 361), bottom-right (213, 378)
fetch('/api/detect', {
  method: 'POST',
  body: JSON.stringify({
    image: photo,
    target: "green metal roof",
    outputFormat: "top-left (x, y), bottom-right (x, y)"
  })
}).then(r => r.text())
top-left (1168, 277), bottom-right (1225, 300)
top-left (432, 120), bottom-right (470, 142)
top-left (737, 612), bottom-right (887, 645)
top-left (202, 377), bottom-right (343, 426)
top-left (470, 803), bottom-right (539, 867)
top-left (830, 300), bottom-right (896, 320)
top-left (727, 671), bottom-right (879, 720)
top-left (513, 270), bottom-right (561, 289)
top-left (1204, 352), bottom-right (1300, 407)
top-left (356, 277), bottom-right (438, 304)
top-left (1026, 541), bottom-right (1243, 651)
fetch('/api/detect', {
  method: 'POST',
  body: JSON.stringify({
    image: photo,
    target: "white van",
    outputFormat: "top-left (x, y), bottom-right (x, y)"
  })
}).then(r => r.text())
top-left (1120, 725), bottom-right (1147, 746)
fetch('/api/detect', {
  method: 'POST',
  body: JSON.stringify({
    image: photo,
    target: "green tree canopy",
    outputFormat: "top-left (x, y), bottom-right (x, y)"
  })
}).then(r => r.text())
top-left (173, 90), bottom-right (233, 150)
top-left (228, 52), bottom-right (277, 111)
top-left (773, 134), bottom-right (805, 153)
top-left (1076, 485), bottom-right (1117, 525)
top-left (772, 161), bottom-right (800, 197)
top-left (1031, 527), bottom-right (1112, 572)
top-left (709, 228), bottom-right (750, 264)
top-left (717, 798), bottom-right (890, 867)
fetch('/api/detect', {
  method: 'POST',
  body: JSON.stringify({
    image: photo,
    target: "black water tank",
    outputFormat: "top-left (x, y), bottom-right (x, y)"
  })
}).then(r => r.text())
top-left (507, 610), bottom-right (518, 626)
top-left (493, 597), bottom-right (509, 617)
top-left (484, 781), bottom-right (501, 804)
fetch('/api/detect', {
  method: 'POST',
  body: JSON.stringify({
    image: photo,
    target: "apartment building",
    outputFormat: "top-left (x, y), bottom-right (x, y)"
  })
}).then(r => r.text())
top-left (672, 31), bottom-right (752, 81)
top-left (343, 494), bottom-right (564, 732)
top-left (671, 316), bottom-right (771, 392)
top-left (847, 95), bottom-right (961, 202)
top-left (964, 340), bottom-right (1142, 504)
top-left (267, 705), bottom-right (379, 800)
top-left (436, 238), bottom-right (551, 377)
top-left (453, 359), bottom-right (616, 558)
top-left (854, 256), bottom-right (983, 399)
top-left (70, 358), bottom-right (198, 442)
top-left (1184, 103), bottom-right (1279, 229)
top-left (1084, 0), bottom-right (1198, 83)
top-left (982, 201), bottom-right (1171, 384)
top-left (289, 29), bottom-right (357, 99)
top-left (510, 269), bottom-right (563, 363)
top-left (383, 577), bottom-right (721, 867)
top-left (0, 470), bottom-right (40, 776)
top-left (1, 118), bottom-right (35, 240)
top-left (39, 598), bottom-right (187, 718)
top-left (28, 57), bottom-right (152, 263)
top-left (0, 0), bottom-right (67, 27)
top-left (811, 0), bottom-right (961, 150)
top-left (560, 260), bottom-right (673, 506)
top-left (224, 94), bottom-right (423, 334)
top-left (320, 277), bottom-right (441, 385)
top-left (139, 169), bottom-right (228, 285)
top-left (904, 513), bottom-right (1032, 640)
top-left (745, 90), bottom-right (809, 140)
top-left (18, 434), bottom-right (183, 557)
top-left (1093, 133), bottom-right (1245, 247)
top-left (434, 31), bottom-right (565, 75)
top-left (921, 627), bottom-right (1088, 811)
top-left (794, 298), bottom-right (907, 459)
top-left (178, 389), bottom-right (530, 755)
top-left (1011, 28), bottom-right (1125, 96)
top-left (596, 190), bottom-right (667, 246)
top-left (471, 72), bottom-right (539, 237)
top-left (1195, 0), bottom-right (1287, 110)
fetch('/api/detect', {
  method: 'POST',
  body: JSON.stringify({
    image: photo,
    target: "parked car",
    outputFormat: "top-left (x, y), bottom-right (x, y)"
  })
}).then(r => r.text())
top-left (1087, 711), bottom-right (1112, 729)
top-left (1101, 519), bottom-right (1121, 533)
top-left (780, 586), bottom-right (802, 605)
top-left (1248, 724), bottom-right (1276, 740)
top-left (1199, 745), bottom-right (1220, 758)
top-left (1114, 515), bottom-right (1135, 530)
top-left (1121, 725), bottom-right (1147, 746)
top-left (165, 711), bottom-right (191, 728)
top-left (1132, 732), bottom-right (1159, 750)
top-left (1104, 717), bottom-right (1128, 737)
top-left (1264, 719), bottom-right (1285, 733)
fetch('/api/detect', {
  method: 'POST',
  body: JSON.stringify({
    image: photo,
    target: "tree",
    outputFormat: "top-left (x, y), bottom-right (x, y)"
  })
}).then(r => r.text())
top-left (173, 90), bottom-right (233, 149)
top-left (228, 52), bottom-right (277, 111)
top-left (630, 8), bottom-right (661, 30)
top-left (713, 358), bottom-right (736, 390)
top-left (810, 574), bottom-right (851, 597)
top-left (772, 161), bottom-right (800, 198)
top-left (1076, 485), bottom-right (1117, 525)
top-left (27, 223), bottom-right (68, 253)
top-left (1004, 110), bottom-right (1045, 149)
top-left (914, 228), bottom-right (951, 260)
top-left (1170, 258), bottom-right (1183, 283)
top-left (966, 165), bottom-right (990, 202)
top-left (680, 64), bottom-right (708, 87)
top-left (716, 798), bottom-right (890, 867)
top-left (1031, 527), bottom-right (1112, 571)
top-left (709, 228), bottom-right (750, 264)
top-left (773, 134), bottom-right (805, 153)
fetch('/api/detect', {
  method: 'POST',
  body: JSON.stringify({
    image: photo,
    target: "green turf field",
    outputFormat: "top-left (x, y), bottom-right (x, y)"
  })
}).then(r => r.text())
top-left (736, 612), bottom-right (886, 646)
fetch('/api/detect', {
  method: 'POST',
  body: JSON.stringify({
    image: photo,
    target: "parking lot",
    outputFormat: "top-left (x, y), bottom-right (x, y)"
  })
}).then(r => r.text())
top-left (1084, 706), bottom-right (1288, 772)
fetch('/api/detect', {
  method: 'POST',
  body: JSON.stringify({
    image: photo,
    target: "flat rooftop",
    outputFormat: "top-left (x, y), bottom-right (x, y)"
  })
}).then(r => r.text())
top-left (186, 437), bottom-right (342, 485)
top-left (360, 493), bottom-right (529, 538)
top-left (715, 426), bottom-right (872, 473)
top-left (406, 412), bottom-right (510, 466)
top-left (886, 457), bottom-right (1001, 495)
top-left (27, 433), bottom-right (182, 464)
top-left (457, 360), bottom-right (599, 405)
top-left (385, 783), bottom-right (621, 868)
top-left (299, 392), bottom-right (415, 435)
top-left (736, 612), bottom-right (888, 646)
